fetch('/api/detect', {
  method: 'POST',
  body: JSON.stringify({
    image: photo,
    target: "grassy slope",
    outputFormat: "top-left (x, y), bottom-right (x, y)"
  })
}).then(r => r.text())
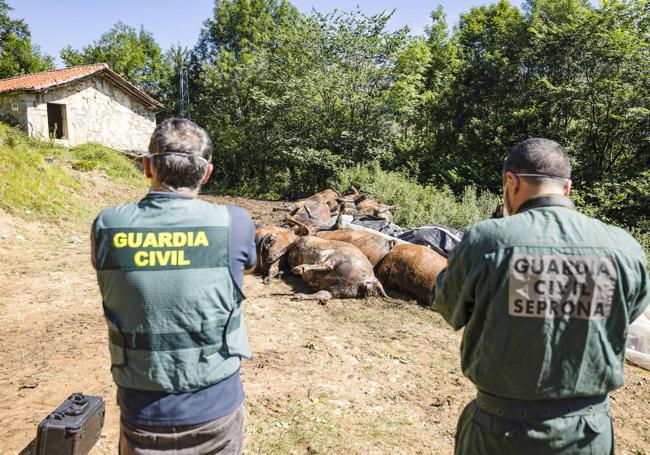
top-left (0, 122), bottom-right (145, 223)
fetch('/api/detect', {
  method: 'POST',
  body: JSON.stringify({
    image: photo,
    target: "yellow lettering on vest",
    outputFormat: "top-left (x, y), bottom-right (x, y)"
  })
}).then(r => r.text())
top-left (158, 232), bottom-right (173, 248)
top-left (172, 232), bottom-right (187, 247)
top-left (178, 250), bottom-right (191, 266)
top-left (194, 231), bottom-right (209, 247)
top-left (142, 232), bottom-right (159, 248)
top-left (155, 250), bottom-right (172, 266)
top-left (128, 232), bottom-right (143, 248)
top-left (187, 231), bottom-right (195, 246)
top-left (113, 232), bottom-right (127, 248)
top-left (134, 250), bottom-right (148, 266)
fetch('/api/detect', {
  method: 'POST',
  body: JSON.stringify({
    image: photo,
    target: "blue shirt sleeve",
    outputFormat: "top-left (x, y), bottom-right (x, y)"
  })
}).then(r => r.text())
top-left (227, 206), bottom-right (256, 291)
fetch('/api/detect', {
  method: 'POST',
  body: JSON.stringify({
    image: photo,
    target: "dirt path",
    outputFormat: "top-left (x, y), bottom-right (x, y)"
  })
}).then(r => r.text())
top-left (0, 192), bottom-right (648, 454)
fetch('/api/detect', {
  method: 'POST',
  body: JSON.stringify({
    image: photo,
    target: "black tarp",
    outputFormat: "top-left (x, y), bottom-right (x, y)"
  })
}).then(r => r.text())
top-left (397, 225), bottom-right (464, 258)
top-left (349, 215), bottom-right (404, 237)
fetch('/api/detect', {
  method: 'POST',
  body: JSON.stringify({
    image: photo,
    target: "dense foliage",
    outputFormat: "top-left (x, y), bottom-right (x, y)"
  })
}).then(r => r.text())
top-left (3, 0), bottom-right (649, 237)
top-left (60, 22), bottom-right (165, 98)
top-left (333, 164), bottom-right (500, 229)
top-left (0, 1), bottom-right (53, 79)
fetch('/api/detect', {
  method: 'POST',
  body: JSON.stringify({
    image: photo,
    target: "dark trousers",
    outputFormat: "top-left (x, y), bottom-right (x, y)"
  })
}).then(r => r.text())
top-left (119, 404), bottom-right (245, 455)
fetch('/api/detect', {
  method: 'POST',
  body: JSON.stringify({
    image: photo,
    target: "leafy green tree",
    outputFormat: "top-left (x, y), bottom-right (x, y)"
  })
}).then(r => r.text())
top-left (189, 0), bottom-right (300, 194)
top-left (524, 0), bottom-right (650, 180)
top-left (422, 0), bottom-right (530, 190)
top-left (191, 1), bottom-right (422, 195)
top-left (157, 45), bottom-right (191, 119)
top-left (0, 0), bottom-right (54, 79)
top-left (60, 22), bottom-right (164, 96)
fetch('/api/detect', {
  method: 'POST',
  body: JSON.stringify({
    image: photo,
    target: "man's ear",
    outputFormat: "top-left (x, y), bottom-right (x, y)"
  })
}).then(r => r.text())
top-left (505, 171), bottom-right (519, 193)
top-left (200, 163), bottom-right (214, 186)
top-left (143, 156), bottom-right (154, 179)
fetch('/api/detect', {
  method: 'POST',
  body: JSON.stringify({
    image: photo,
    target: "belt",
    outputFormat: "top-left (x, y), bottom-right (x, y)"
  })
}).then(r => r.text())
top-left (476, 391), bottom-right (609, 421)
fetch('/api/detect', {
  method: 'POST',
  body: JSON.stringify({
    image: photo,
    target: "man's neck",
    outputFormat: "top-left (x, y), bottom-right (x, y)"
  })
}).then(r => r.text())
top-left (150, 183), bottom-right (198, 198)
top-left (512, 185), bottom-right (566, 214)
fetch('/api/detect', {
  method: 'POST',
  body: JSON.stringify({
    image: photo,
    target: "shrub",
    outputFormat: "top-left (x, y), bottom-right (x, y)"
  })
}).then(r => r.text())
top-left (332, 163), bottom-right (500, 230)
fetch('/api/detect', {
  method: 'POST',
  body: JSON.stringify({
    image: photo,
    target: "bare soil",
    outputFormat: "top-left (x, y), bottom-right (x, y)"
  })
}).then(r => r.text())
top-left (0, 184), bottom-right (648, 454)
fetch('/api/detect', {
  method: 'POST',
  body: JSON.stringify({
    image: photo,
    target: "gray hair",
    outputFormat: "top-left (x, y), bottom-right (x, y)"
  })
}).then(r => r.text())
top-left (148, 118), bottom-right (213, 191)
top-left (504, 138), bottom-right (571, 182)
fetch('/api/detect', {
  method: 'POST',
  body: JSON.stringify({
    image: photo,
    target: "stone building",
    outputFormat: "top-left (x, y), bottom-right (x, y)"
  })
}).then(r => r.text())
top-left (0, 64), bottom-right (162, 153)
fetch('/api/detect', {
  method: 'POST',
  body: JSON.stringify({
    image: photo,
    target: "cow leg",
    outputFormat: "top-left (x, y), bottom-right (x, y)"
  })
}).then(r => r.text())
top-left (291, 263), bottom-right (334, 275)
top-left (294, 290), bottom-right (333, 301)
top-left (263, 261), bottom-right (281, 284)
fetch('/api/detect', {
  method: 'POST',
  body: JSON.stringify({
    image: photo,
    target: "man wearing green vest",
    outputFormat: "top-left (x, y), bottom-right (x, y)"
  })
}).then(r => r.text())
top-left (433, 138), bottom-right (649, 454)
top-left (92, 118), bottom-right (256, 454)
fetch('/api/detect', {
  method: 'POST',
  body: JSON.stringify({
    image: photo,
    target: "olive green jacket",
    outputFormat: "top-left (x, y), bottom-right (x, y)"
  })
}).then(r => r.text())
top-left (432, 196), bottom-right (650, 400)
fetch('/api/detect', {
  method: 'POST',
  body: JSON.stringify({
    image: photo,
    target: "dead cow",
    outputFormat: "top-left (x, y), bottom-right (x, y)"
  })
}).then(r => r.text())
top-left (286, 200), bottom-right (332, 235)
top-left (355, 195), bottom-right (397, 222)
top-left (315, 229), bottom-right (396, 267)
top-left (255, 226), bottom-right (297, 283)
top-left (287, 236), bottom-right (388, 301)
top-left (377, 244), bottom-right (447, 305)
top-left (296, 188), bottom-right (341, 212)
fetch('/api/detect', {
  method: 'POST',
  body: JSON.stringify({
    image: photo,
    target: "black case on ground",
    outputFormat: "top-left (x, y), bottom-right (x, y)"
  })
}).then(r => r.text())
top-left (34, 392), bottom-right (105, 455)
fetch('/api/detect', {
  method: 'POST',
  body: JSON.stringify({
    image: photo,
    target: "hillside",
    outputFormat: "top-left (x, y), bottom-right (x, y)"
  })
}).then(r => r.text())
top-left (0, 127), bottom-right (648, 454)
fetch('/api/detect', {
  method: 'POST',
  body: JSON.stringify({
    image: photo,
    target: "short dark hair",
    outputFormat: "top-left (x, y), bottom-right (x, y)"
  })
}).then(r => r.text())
top-left (148, 118), bottom-right (213, 190)
top-left (504, 138), bottom-right (571, 180)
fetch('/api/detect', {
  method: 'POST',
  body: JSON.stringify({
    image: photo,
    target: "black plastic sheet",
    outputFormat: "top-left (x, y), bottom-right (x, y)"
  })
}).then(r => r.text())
top-left (349, 215), bottom-right (404, 237)
top-left (397, 225), bottom-right (463, 258)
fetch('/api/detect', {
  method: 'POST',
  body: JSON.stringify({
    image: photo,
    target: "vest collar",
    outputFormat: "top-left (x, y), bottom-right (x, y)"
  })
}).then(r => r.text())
top-left (143, 191), bottom-right (195, 201)
top-left (516, 195), bottom-right (575, 215)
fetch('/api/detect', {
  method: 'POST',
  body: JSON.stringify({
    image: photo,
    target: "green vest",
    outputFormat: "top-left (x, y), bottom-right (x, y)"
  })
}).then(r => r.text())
top-left (433, 196), bottom-right (650, 400)
top-left (93, 193), bottom-right (252, 393)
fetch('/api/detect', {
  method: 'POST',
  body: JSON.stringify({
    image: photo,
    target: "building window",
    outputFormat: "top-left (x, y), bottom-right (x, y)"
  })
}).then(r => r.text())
top-left (47, 103), bottom-right (67, 139)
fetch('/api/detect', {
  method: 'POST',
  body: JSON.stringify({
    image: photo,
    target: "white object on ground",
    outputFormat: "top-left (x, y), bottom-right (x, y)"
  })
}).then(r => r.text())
top-left (626, 307), bottom-right (650, 371)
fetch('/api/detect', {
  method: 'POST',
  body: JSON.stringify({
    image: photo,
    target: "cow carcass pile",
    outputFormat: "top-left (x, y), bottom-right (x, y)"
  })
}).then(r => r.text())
top-left (252, 188), bottom-right (461, 304)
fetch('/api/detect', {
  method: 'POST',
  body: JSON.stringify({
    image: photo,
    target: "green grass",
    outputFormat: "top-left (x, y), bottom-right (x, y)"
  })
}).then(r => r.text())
top-left (68, 143), bottom-right (142, 180)
top-left (0, 122), bottom-right (143, 223)
top-left (333, 163), bottom-right (500, 229)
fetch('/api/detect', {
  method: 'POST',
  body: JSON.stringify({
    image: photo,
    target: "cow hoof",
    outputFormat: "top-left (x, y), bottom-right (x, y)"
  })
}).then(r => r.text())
top-left (263, 276), bottom-right (272, 285)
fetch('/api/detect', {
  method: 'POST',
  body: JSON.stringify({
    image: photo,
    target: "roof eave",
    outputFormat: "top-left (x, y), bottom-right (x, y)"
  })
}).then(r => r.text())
top-left (0, 67), bottom-right (164, 110)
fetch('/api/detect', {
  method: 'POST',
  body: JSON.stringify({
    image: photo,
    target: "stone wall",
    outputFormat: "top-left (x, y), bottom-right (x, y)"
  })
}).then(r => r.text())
top-left (0, 76), bottom-right (157, 152)
top-left (0, 93), bottom-right (31, 127)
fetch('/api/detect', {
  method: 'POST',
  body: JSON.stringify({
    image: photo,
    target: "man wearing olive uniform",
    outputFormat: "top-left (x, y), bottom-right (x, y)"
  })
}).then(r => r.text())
top-left (433, 138), bottom-right (650, 454)
top-left (92, 119), bottom-right (255, 454)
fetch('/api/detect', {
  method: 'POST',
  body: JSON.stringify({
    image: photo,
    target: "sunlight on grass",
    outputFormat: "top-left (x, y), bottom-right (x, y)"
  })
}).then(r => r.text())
top-left (0, 122), bottom-right (143, 223)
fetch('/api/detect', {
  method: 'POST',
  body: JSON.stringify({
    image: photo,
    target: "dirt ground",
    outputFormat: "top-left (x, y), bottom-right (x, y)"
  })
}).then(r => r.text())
top-left (0, 179), bottom-right (649, 454)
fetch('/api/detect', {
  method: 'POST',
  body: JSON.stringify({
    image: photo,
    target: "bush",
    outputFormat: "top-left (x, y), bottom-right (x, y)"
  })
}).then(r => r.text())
top-left (332, 163), bottom-right (500, 230)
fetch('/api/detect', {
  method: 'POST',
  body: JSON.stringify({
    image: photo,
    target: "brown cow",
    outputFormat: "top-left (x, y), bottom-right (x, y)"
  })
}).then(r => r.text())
top-left (377, 244), bottom-right (447, 305)
top-left (255, 226), bottom-right (297, 283)
top-left (296, 189), bottom-right (341, 212)
top-left (286, 200), bottom-right (332, 235)
top-left (355, 195), bottom-right (397, 222)
top-left (286, 236), bottom-right (388, 300)
top-left (315, 229), bottom-right (396, 267)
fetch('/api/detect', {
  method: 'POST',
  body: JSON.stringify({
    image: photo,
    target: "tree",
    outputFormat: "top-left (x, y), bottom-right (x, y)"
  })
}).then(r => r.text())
top-left (422, 0), bottom-right (531, 190)
top-left (157, 45), bottom-right (191, 120)
top-left (0, 0), bottom-right (54, 79)
top-left (60, 22), bottom-right (164, 97)
top-left (191, 1), bottom-right (420, 195)
top-left (524, 0), bottom-right (650, 181)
